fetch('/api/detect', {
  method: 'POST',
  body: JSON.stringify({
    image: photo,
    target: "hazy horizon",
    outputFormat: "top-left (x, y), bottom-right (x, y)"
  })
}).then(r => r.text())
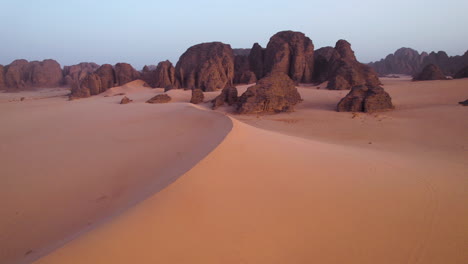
top-left (1, 0), bottom-right (467, 70)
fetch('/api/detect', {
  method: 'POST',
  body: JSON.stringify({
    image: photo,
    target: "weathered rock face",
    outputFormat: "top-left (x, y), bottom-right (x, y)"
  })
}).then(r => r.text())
top-left (313, 47), bottom-right (340, 83)
top-left (413, 64), bottom-right (447, 81)
top-left (237, 72), bottom-right (302, 114)
top-left (146, 94), bottom-right (171, 104)
top-left (95, 64), bottom-right (115, 90)
top-left (29, 59), bottom-right (63, 88)
top-left (114, 63), bottom-right (140, 86)
top-left (263, 31), bottom-right (314, 83)
top-left (249, 43), bottom-right (265, 80)
top-left (454, 65), bottom-right (468, 79)
top-left (153, 61), bottom-right (176, 88)
top-left (120, 96), bottom-right (132, 104)
top-left (190, 89), bottom-right (204, 104)
top-left (368, 48), bottom-right (427, 76)
top-left (337, 85), bottom-right (394, 112)
top-left (234, 55), bottom-right (257, 84)
top-left (4, 60), bottom-right (32, 91)
top-left (233, 48), bottom-right (251, 56)
top-left (63, 62), bottom-right (99, 86)
top-left (326, 40), bottom-right (381, 90)
top-left (81, 73), bottom-right (102, 96)
top-left (175, 42), bottom-right (235, 91)
top-left (212, 86), bottom-right (238, 110)
top-left (0, 65), bottom-right (5, 90)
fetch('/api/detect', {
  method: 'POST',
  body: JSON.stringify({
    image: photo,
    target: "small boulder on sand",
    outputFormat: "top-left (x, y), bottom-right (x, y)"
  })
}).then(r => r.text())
top-left (120, 96), bottom-right (132, 104)
top-left (146, 94), bottom-right (171, 104)
top-left (190, 89), bottom-right (204, 104)
top-left (459, 99), bottom-right (468, 106)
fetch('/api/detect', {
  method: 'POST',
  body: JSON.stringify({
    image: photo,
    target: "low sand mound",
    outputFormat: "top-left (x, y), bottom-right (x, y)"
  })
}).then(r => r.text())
top-left (0, 86), bottom-right (232, 264)
top-left (34, 117), bottom-right (467, 264)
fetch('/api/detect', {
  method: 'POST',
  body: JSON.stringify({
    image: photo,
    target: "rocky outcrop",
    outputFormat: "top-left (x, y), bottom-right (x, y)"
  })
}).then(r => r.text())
top-left (369, 48), bottom-right (468, 76)
top-left (337, 85), bottom-right (394, 112)
top-left (146, 94), bottom-right (171, 104)
top-left (0, 65), bottom-right (5, 90)
top-left (313, 47), bottom-right (340, 83)
top-left (190, 89), bottom-right (204, 104)
top-left (368, 48), bottom-right (427, 75)
top-left (175, 42), bottom-right (234, 91)
top-left (3, 59), bottom-right (63, 91)
top-left (263, 31), bottom-right (314, 83)
top-left (234, 54), bottom-right (257, 84)
top-left (114, 63), bottom-right (140, 86)
top-left (326, 40), bottom-right (381, 90)
top-left (413, 64), bottom-right (447, 81)
top-left (63, 62), bottom-right (99, 86)
top-left (141, 61), bottom-right (175, 89)
top-left (212, 86), bottom-right (238, 110)
top-left (237, 72), bottom-right (302, 114)
top-left (459, 99), bottom-right (468, 106)
top-left (233, 48), bottom-right (251, 56)
top-left (95, 64), bottom-right (115, 90)
top-left (120, 96), bottom-right (132, 104)
top-left (248, 43), bottom-right (265, 80)
top-left (454, 65), bottom-right (468, 79)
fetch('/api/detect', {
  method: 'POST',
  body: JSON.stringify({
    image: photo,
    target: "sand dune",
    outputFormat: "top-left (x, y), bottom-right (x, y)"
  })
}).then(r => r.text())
top-left (0, 81), bottom-right (232, 264)
top-left (1, 77), bottom-right (467, 264)
top-left (33, 78), bottom-right (467, 264)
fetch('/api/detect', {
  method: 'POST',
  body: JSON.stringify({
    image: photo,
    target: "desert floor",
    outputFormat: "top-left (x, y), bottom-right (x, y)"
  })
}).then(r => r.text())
top-left (1, 77), bottom-right (467, 264)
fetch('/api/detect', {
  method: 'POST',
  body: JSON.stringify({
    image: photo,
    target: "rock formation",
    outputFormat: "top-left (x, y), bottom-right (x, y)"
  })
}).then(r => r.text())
top-left (212, 86), bottom-right (238, 110)
top-left (263, 31), bottom-right (314, 83)
top-left (175, 42), bottom-right (234, 91)
top-left (0, 65), bottom-right (5, 90)
top-left (337, 85), bottom-right (394, 112)
top-left (234, 54), bottom-right (257, 84)
top-left (326, 40), bottom-right (381, 90)
top-left (454, 65), bottom-right (468, 79)
top-left (313, 47), bottom-right (340, 83)
top-left (413, 64), bottom-right (447, 81)
top-left (146, 94), bottom-right (171, 104)
top-left (63, 62), bottom-right (99, 86)
top-left (95, 64), bottom-right (115, 90)
top-left (368, 48), bottom-right (427, 75)
top-left (3, 59), bottom-right (63, 91)
top-left (237, 72), bottom-right (302, 114)
top-left (114, 63), bottom-right (140, 86)
top-left (458, 99), bottom-right (468, 106)
top-left (190, 89), bottom-right (204, 104)
top-left (150, 60), bottom-right (176, 89)
top-left (248, 43), bottom-right (265, 80)
top-left (120, 96), bottom-right (132, 104)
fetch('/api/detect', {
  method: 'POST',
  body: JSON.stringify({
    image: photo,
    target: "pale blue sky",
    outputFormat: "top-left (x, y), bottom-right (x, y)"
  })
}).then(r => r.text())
top-left (1, 0), bottom-right (467, 69)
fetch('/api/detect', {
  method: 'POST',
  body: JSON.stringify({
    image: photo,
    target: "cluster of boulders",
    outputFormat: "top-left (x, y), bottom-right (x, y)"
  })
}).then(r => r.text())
top-left (0, 59), bottom-right (62, 91)
top-left (369, 48), bottom-right (468, 77)
top-left (70, 63), bottom-right (140, 99)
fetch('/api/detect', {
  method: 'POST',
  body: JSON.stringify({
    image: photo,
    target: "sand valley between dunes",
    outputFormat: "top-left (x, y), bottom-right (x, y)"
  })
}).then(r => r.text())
top-left (1, 77), bottom-right (467, 264)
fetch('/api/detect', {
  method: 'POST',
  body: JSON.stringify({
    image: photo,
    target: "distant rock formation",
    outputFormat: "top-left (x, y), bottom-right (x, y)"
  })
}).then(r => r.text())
top-left (263, 31), bottom-right (314, 83)
top-left (248, 43), bottom-right (265, 80)
top-left (0, 65), bottom-right (6, 90)
top-left (190, 89), bottom-right (204, 104)
top-left (120, 96), bottom-right (132, 104)
top-left (114, 63), bottom-right (140, 86)
top-left (212, 86), bottom-right (238, 110)
top-left (369, 48), bottom-right (468, 76)
top-left (63, 62), bottom-right (99, 86)
top-left (95, 64), bottom-right (115, 90)
top-left (232, 48), bottom-right (251, 56)
top-left (146, 94), bottom-right (171, 104)
top-left (413, 64), bottom-right (447, 81)
top-left (237, 72), bottom-right (302, 114)
top-left (175, 42), bottom-right (234, 91)
top-left (3, 59), bottom-right (63, 91)
top-left (454, 65), bottom-right (468, 79)
top-left (234, 54), bottom-right (257, 84)
top-left (142, 60), bottom-right (176, 89)
top-left (368, 48), bottom-right (427, 75)
top-left (337, 85), bottom-right (394, 112)
top-left (326, 40), bottom-right (381, 90)
top-left (313, 47), bottom-right (340, 83)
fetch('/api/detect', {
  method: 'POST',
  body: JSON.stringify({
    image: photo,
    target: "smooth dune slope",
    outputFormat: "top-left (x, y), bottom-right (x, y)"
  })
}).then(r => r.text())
top-left (34, 116), bottom-right (467, 264)
top-left (0, 81), bottom-right (232, 264)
